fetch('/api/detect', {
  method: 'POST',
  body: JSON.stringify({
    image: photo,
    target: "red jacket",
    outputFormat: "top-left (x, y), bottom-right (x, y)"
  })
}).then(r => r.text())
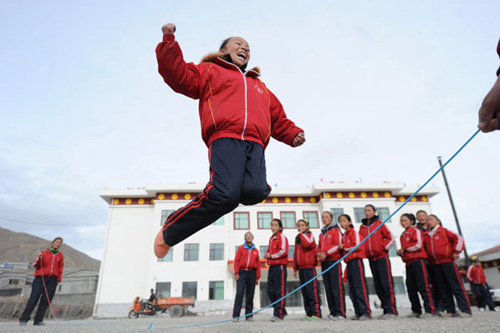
top-left (423, 225), bottom-right (464, 264)
top-left (156, 34), bottom-right (303, 149)
top-left (33, 248), bottom-right (64, 283)
top-left (318, 224), bottom-right (343, 262)
top-left (359, 217), bottom-right (395, 261)
top-left (293, 231), bottom-right (318, 271)
top-left (399, 226), bottom-right (427, 265)
top-left (467, 264), bottom-right (487, 284)
top-left (266, 232), bottom-right (288, 266)
top-left (341, 227), bottom-right (365, 263)
top-left (234, 243), bottom-right (261, 280)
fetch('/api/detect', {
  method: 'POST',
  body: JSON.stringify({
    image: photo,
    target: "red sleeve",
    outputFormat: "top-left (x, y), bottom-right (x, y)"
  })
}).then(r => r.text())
top-left (300, 233), bottom-right (316, 250)
top-left (293, 243), bottom-right (299, 272)
top-left (445, 229), bottom-right (464, 254)
top-left (324, 230), bottom-right (341, 256)
top-left (380, 224), bottom-right (395, 251)
top-left (234, 247), bottom-right (242, 276)
top-left (58, 253), bottom-right (64, 283)
top-left (33, 251), bottom-right (43, 269)
top-left (256, 251), bottom-right (261, 280)
top-left (156, 34), bottom-right (202, 99)
top-left (266, 88), bottom-right (303, 147)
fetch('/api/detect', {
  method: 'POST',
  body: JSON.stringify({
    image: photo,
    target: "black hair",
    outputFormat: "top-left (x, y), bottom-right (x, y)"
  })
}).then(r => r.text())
top-left (322, 211), bottom-right (333, 218)
top-left (271, 218), bottom-right (283, 232)
top-left (220, 37), bottom-right (235, 50)
top-left (52, 237), bottom-right (63, 243)
top-left (364, 204), bottom-right (377, 212)
top-left (338, 214), bottom-right (354, 228)
top-left (416, 210), bottom-right (428, 216)
top-left (428, 214), bottom-right (442, 226)
top-left (401, 213), bottom-right (416, 225)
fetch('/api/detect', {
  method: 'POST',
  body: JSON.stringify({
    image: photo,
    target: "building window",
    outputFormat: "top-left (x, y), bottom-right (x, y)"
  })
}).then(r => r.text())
top-left (353, 208), bottom-right (365, 224)
top-left (8, 279), bottom-right (19, 285)
top-left (303, 211), bottom-right (319, 228)
top-left (258, 212), bottom-right (273, 229)
top-left (281, 212), bottom-right (296, 229)
top-left (234, 212), bottom-right (249, 229)
top-left (161, 210), bottom-right (175, 226)
top-left (330, 208), bottom-right (345, 223)
top-left (209, 281), bottom-right (224, 300)
top-left (210, 243), bottom-right (224, 261)
top-left (260, 246), bottom-right (268, 259)
top-left (184, 244), bottom-right (199, 261)
top-left (182, 281), bottom-right (197, 299)
top-left (156, 282), bottom-right (171, 298)
top-left (377, 207), bottom-right (392, 223)
top-left (158, 247), bottom-right (174, 262)
top-left (212, 216), bottom-right (224, 226)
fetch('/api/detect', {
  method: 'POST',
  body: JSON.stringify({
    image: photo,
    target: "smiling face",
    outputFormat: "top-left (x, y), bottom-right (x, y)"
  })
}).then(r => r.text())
top-left (220, 37), bottom-right (250, 67)
top-left (52, 238), bottom-right (63, 249)
top-left (416, 211), bottom-right (428, 224)
top-left (244, 232), bottom-right (253, 243)
top-left (427, 215), bottom-right (439, 229)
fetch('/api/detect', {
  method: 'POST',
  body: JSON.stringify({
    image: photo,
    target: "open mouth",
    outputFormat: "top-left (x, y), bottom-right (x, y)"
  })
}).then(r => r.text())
top-left (237, 52), bottom-right (247, 61)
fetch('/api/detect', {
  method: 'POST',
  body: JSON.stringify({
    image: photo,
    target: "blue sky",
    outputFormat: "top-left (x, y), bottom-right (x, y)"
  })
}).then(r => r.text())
top-left (1, 1), bottom-right (499, 260)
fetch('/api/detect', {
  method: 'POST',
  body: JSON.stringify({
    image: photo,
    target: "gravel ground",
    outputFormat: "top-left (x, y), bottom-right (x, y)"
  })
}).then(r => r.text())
top-left (2, 308), bottom-right (499, 333)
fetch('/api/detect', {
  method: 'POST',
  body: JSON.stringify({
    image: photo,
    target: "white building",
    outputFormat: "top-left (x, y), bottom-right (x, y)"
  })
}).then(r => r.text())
top-left (93, 182), bottom-right (439, 318)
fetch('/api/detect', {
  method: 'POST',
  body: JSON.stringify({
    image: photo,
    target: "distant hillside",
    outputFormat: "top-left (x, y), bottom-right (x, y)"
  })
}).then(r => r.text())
top-left (0, 227), bottom-right (100, 271)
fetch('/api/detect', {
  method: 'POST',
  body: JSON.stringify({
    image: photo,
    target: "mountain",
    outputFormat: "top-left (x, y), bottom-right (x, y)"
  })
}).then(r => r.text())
top-left (0, 227), bottom-right (100, 271)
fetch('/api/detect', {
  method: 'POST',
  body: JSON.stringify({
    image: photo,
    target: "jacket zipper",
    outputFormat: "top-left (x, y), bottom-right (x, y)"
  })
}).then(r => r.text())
top-left (240, 71), bottom-right (248, 140)
top-left (246, 248), bottom-right (251, 269)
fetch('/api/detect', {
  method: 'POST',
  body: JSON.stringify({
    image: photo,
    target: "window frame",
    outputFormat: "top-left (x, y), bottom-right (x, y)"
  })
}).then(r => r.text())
top-left (233, 212), bottom-right (250, 230)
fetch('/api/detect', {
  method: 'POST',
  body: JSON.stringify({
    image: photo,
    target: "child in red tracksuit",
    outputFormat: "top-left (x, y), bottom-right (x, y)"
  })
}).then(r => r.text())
top-left (232, 232), bottom-right (261, 321)
top-left (467, 258), bottom-right (497, 311)
top-left (423, 214), bottom-right (472, 317)
top-left (338, 214), bottom-right (371, 320)
top-left (359, 204), bottom-right (398, 318)
top-left (397, 213), bottom-right (435, 318)
top-left (293, 219), bottom-right (321, 320)
top-left (265, 219), bottom-right (289, 321)
top-left (318, 211), bottom-right (345, 320)
top-left (154, 23), bottom-right (305, 258)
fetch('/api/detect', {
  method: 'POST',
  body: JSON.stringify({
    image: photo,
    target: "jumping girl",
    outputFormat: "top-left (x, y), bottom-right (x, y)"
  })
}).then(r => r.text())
top-left (397, 213), bottom-right (435, 318)
top-left (359, 204), bottom-right (398, 319)
top-left (293, 219), bottom-right (321, 320)
top-left (265, 218), bottom-right (289, 321)
top-left (317, 211), bottom-right (346, 320)
top-left (338, 214), bottom-right (371, 320)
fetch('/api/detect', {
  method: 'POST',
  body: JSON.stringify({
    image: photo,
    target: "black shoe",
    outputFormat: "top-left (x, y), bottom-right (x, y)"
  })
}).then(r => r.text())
top-left (19, 321), bottom-right (27, 326)
top-left (33, 322), bottom-right (45, 326)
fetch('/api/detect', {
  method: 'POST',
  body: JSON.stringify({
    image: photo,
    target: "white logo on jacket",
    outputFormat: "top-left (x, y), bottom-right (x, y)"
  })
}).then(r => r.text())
top-left (254, 85), bottom-right (263, 94)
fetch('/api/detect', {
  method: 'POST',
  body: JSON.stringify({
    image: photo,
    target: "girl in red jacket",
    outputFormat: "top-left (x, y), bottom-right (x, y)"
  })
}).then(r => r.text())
top-left (338, 214), bottom-right (371, 320)
top-left (397, 213), bottom-right (435, 318)
top-left (265, 218), bottom-right (289, 321)
top-left (293, 219), bottom-right (321, 320)
top-left (467, 258), bottom-right (497, 312)
top-left (318, 211), bottom-right (345, 320)
top-left (423, 214), bottom-right (472, 317)
top-left (232, 232), bottom-right (261, 321)
top-left (154, 23), bottom-right (305, 258)
top-left (20, 237), bottom-right (64, 326)
top-left (359, 204), bottom-right (398, 318)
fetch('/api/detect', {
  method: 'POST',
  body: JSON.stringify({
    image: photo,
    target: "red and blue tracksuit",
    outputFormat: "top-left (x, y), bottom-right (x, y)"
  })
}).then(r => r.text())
top-left (233, 243), bottom-right (261, 319)
top-left (266, 232), bottom-right (289, 319)
top-left (423, 225), bottom-right (471, 315)
top-left (20, 248), bottom-right (64, 325)
top-left (318, 223), bottom-right (345, 318)
top-left (467, 264), bottom-right (495, 311)
top-left (293, 230), bottom-right (321, 318)
top-left (156, 34), bottom-right (303, 247)
top-left (359, 216), bottom-right (398, 315)
top-left (342, 226), bottom-right (371, 319)
top-left (400, 226), bottom-right (435, 315)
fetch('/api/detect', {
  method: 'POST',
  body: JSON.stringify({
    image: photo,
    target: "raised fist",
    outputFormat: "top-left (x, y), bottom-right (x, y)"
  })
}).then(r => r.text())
top-left (162, 23), bottom-right (176, 35)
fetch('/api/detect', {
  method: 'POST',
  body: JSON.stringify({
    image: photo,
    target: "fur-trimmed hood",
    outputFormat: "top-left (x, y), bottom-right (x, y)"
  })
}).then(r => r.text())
top-left (200, 52), bottom-right (260, 74)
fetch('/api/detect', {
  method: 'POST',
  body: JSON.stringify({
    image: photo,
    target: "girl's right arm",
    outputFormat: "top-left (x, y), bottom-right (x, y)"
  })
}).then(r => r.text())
top-left (156, 24), bottom-right (202, 99)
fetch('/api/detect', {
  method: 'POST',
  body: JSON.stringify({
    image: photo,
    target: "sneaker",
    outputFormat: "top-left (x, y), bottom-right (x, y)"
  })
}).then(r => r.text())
top-left (154, 228), bottom-right (171, 258)
top-left (331, 315), bottom-right (345, 321)
top-left (379, 314), bottom-right (397, 320)
top-left (359, 314), bottom-right (371, 321)
top-left (419, 313), bottom-right (435, 319)
top-left (300, 316), bottom-right (311, 321)
top-left (438, 312), bottom-right (454, 318)
top-left (232, 318), bottom-right (239, 322)
top-left (19, 321), bottom-right (27, 326)
top-left (270, 316), bottom-right (281, 322)
top-left (479, 307), bottom-right (485, 312)
top-left (456, 312), bottom-right (472, 318)
top-left (33, 322), bottom-right (45, 326)
top-left (350, 315), bottom-right (360, 321)
top-left (493, 308), bottom-right (499, 312)
top-left (245, 317), bottom-right (254, 321)
top-left (406, 312), bottom-right (420, 318)
top-left (309, 316), bottom-right (321, 321)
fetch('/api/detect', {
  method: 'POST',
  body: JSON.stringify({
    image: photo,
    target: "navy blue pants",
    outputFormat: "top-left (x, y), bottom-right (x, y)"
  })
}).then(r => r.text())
top-left (20, 276), bottom-right (58, 324)
top-left (321, 260), bottom-right (345, 317)
top-left (267, 265), bottom-right (287, 319)
top-left (232, 270), bottom-right (257, 318)
top-left (471, 283), bottom-right (495, 310)
top-left (430, 262), bottom-right (471, 314)
top-left (428, 264), bottom-right (446, 312)
top-left (406, 259), bottom-right (435, 314)
top-left (162, 138), bottom-right (271, 246)
top-left (298, 268), bottom-right (322, 317)
top-left (369, 257), bottom-right (398, 315)
top-left (347, 259), bottom-right (371, 318)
